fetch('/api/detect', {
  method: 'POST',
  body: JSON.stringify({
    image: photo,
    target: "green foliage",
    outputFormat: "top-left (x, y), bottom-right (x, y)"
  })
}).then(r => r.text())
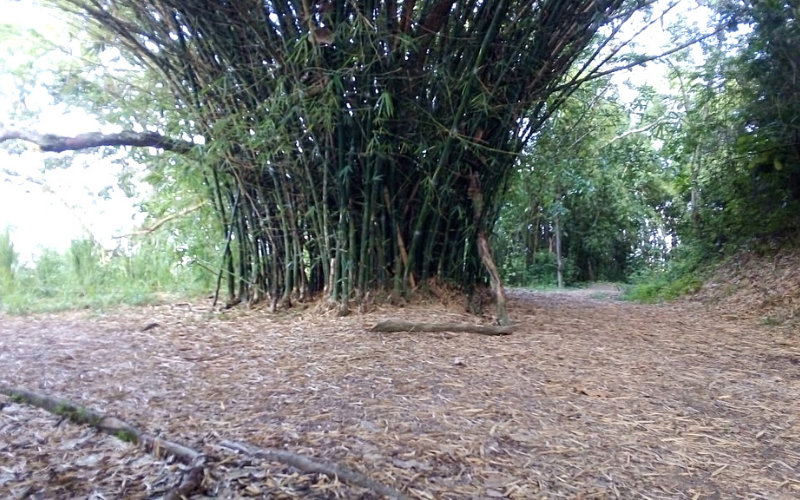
top-left (7, 1), bottom-right (790, 309)
top-left (495, 80), bottom-right (673, 286)
top-left (624, 241), bottom-right (710, 302)
top-left (616, 1), bottom-right (800, 302)
top-left (0, 227), bottom-right (17, 290)
top-left (0, 233), bottom-right (211, 314)
top-left (625, 264), bottom-right (704, 302)
top-left (500, 251), bottom-right (577, 288)
top-left (22, 0), bottom-right (667, 308)
top-left (661, 0), bottom-right (800, 256)
top-left (114, 429), bottom-right (138, 443)
top-left (625, 273), bottom-right (703, 302)
top-left (734, 0), bottom-right (800, 186)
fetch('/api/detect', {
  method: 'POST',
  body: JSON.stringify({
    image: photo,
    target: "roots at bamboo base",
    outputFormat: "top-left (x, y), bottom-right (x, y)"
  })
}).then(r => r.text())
top-left (0, 386), bottom-right (410, 500)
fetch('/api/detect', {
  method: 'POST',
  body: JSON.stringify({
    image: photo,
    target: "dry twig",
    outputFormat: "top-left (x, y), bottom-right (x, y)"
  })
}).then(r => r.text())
top-left (219, 440), bottom-right (412, 500)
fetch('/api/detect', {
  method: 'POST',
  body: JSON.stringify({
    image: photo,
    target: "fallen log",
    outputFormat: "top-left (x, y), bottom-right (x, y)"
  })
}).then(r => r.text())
top-left (371, 320), bottom-right (514, 336)
top-left (219, 440), bottom-right (411, 500)
top-left (0, 386), bottom-right (203, 464)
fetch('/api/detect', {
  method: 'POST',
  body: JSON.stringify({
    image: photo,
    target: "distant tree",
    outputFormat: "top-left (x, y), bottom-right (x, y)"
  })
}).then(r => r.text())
top-left (661, 0), bottom-right (800, 253)
top-left (495, 80), bottom-right (673, 286)
top-left (0, 227), bottom-right (17, 277)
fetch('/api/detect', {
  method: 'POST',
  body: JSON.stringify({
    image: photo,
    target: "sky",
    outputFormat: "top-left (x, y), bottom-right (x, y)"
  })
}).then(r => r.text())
top-left (0, 0), bottom-right (709, 263)
top-left (0, 1), bottom-right (148, 261)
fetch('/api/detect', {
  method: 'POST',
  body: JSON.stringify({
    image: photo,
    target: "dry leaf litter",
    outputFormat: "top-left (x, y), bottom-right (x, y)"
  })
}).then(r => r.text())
top-left (694, 246), bottom-right (800, 329)
top-left (1, 284), bottom-right (799, 499)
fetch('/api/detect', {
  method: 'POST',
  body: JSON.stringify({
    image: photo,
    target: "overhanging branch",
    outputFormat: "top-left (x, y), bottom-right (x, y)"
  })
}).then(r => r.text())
top-left (114, 202), bottom-right (205, 239)
top-left (0, 126), bottom-right (196, 154)
top-left (603, 118), bottom-right (667, 148)
top-left (554, 26), bottom-right (726, 93)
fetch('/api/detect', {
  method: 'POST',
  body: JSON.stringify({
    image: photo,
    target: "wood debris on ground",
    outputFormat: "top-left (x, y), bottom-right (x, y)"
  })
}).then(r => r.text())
top-left (1, 288), bottom-right (799, 499)
top-left (694, 245), bottom-right (800, 328)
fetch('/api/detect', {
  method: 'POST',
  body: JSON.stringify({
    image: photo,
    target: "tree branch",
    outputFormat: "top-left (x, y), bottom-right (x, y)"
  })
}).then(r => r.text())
top-left (0, 126), bottom-right (196, 154)
top-left (603, 118), bottom-right (667, 148)
top-left (554, 26), bottom-right (726, 93)
top-left (219, 440), bottom-right (412, 500)
top-left (114, 202), bottom-right (205, 239)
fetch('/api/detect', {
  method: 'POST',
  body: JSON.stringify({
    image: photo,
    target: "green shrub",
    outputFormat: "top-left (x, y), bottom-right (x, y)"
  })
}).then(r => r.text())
top-left (625, 244), bottom-right (708, 303)
top-left (0, 234), bottom-right (210, 314)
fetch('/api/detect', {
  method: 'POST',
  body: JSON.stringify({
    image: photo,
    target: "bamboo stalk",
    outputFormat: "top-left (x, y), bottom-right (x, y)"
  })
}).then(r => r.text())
top-left (56, 0), bottom-right (648, 308)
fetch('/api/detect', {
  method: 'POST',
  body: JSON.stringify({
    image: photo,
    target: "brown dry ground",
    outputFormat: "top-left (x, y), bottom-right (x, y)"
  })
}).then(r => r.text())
top-left (1, 287), bottom-right (799, 499)
top-left (694, 246), bottom-right (800, 329)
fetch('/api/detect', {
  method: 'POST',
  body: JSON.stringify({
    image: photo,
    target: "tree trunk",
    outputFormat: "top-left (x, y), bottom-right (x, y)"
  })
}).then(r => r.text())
top-left (469, 172), bottom-right (510, 326)
top-left (691, 142), bottom-right (702, 226)
top-left (531, 212), bottom-right (541, 266)
top-left (554, 211), bottom-right (564, 289)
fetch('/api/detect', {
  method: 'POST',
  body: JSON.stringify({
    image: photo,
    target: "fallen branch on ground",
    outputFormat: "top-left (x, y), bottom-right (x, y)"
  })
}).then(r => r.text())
top-left (0, 386), bottom-right (201, 464)
top-left (371, 320), bottom-right (514, 336)
top-left (0, 385), bottom-right (207, 498)
top-left (1, 386), bottom-right (412, 500)
top-left (219, 440), bottom-right (412, 500)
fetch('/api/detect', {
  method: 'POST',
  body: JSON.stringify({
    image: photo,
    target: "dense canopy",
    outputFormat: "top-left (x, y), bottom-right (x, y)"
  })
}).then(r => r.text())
top-left (34, 0), bottom-right (667, 319)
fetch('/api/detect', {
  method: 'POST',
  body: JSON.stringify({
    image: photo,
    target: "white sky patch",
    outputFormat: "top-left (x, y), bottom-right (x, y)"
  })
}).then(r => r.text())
top-left (612, 0), bottom-right (714, 102)
top-left (0, 148), bottom-right (146, 261)
top-left (0, 0), bottom-right (147, 261)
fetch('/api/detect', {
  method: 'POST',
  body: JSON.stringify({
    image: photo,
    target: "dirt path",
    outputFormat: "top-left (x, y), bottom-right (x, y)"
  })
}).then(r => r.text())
top-left (1, 290), bottom-right (799, 499)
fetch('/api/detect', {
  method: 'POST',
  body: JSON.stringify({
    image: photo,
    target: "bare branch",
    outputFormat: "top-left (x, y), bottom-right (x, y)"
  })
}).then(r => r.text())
top-left (114, 202), bottom-right (206, 239)
top-left (219, 440), bottom-right (412, 500)
top-left (554, 26), bottom-right (725, 93)
top-left (603, 118), bottom-right (667, 147)
top-left (0, 126), bottom-right (196, 154)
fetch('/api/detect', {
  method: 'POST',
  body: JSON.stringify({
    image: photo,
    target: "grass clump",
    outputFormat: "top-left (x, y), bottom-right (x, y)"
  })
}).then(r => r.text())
top-left (625, 274), bottom-right (703, 302)
top-left (114, 429), bottom-right (139, 443)
top-left (0, 232), bottom-right (212, 314)
top-left (624, 246), bottom-right (708, 303)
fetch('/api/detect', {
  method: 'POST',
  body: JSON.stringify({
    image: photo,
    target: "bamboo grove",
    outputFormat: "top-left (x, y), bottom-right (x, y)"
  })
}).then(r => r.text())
top-left (51, 0), bottom-right (652, 318)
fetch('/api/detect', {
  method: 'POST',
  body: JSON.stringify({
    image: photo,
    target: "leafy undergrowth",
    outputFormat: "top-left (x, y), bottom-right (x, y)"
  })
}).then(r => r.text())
top-left (624, 249), bottom-right (709, 303)
top-left (625, 273), bottom-right (704, 303)
top-left (0, 235), bottom-right (214, 315)
top-left (0, 289), bottom-right (162, 315)
top-left (626, 237), bottom-right (800, 330)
